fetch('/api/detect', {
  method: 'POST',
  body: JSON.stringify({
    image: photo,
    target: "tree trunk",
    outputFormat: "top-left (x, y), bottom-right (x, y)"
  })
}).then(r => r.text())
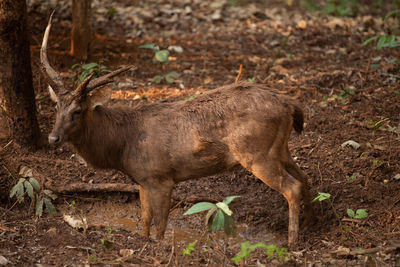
top-left (71, 0), bottom-right (92, 60)
top-left (0, 0), bottom-right (41, 149)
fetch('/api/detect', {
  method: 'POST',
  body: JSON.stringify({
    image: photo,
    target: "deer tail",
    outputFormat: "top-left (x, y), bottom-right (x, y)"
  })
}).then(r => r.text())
top-left (292, 104), bottom-right (304, 134)
top-left (280, 96), bottom-right (304, 133)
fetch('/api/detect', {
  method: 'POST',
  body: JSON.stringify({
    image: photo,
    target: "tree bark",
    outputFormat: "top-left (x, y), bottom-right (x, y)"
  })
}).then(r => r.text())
top-left (71, 0), bottom-right (92, 60)
top-left (0, 0), bottom-right (41, 148)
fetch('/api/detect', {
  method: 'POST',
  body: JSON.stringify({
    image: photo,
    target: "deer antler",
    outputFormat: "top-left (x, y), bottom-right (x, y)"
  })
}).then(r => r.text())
top-left (86, 65), bottom-right (136, 91)
top-left (40, 11), bottom-right (66, 95)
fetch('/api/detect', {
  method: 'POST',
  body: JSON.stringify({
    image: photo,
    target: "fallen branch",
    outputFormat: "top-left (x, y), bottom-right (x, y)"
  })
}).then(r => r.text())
top-left (45, 182), bottom-right (218, 204)
top-left (326, 245), bottom-right (400, 257)
top-left (45, 182), bottom-right (139, 194)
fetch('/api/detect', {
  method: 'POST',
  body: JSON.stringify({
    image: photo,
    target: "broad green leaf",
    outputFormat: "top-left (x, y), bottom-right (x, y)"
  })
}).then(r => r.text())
top-left (155, 50), bottom-right (170, 63)
top-left (152, 75), bottom-right (164, 83)
top-left (223, 195), bottom-right (240, 205)
top-left (216, 202), bottom-right (233, 216)
top-left (312, 192), bottom-right (331, 202)
top-left (347, 208), bottom-right (355, 218)
top-left (205, 207), bottom-right (217, 226)
top-left (139, 43), bottom-right (156, 49)
top-left (223, 212), bottom-right (235, 236)
top-left (19, 166), bottom-right (33, 178)
top-left (29, 177), bottom-right (40, 192)
top-left (24, 181), bottom-right (34, 199)
top-left (354, 209), bottom-right (367, 219)
top-left (82, 62), bottom-right (98, 70)
top-left (165, 72), bottom-right (180, 83)
top-left (44, 190), bottom-right (58, 200)
top-left (165, 75), bottom-right (175, 83)
top-left (211, 209), bottom-right (224, 233)
top-left (16, 182), bottom-right (25, 202)
top-left (184, 202), bottom-right (216, 215)
top-left (166, 72), bottom-right (180, 78)
top-left (36, 197), bottom-right (44, 217)
top-left (43, 197), bottom-right (56, 216)
top-left (10, 181), bottom-right (22, 198)
top-left (377, 36), bottom-right (387, 51)
top-left (362, 36), bottom-right (379, 47)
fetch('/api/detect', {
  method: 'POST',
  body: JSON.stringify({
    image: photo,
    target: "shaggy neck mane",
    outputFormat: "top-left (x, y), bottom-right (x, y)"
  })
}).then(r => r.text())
top-left (70, 105), bottom-right (139, 171)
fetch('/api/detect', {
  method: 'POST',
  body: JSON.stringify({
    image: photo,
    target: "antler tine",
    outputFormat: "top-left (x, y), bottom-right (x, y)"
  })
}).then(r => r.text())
top-left (86, 65), bottom-right (136, 91)
top-left (74, 72), bottom-right (95, 98)
top-left (40, 11), bottom-right (65, 94)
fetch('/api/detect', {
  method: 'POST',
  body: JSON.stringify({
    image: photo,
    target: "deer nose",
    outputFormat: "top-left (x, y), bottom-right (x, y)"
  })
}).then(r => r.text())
top-left (48, 135), bottom-right (60, 145)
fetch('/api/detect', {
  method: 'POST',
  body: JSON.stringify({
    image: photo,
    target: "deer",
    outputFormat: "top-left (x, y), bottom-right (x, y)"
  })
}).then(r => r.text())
top-left (41, 14), bottom-right (314, 248)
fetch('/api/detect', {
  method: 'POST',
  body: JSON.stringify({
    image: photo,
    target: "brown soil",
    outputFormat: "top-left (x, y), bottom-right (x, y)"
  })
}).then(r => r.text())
top-left (1, 1), bottom-right (400, 266)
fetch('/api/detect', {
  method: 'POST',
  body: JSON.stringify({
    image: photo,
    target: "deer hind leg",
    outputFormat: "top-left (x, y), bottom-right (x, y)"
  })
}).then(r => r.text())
top-left (283, 154), bottom-right (314, 228)
top-left (139, 185), bottom-right (153, 237)
top-left (241, 154), bottom-right (303, 248)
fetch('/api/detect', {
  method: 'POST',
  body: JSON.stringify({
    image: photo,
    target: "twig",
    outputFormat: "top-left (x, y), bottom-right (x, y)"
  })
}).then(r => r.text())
top-left (138, 242), bottom-right (148, 257)
top-left (167, 229), bottom-right (175, 266)
top-left (341, 217), bottom-right (368, 225)
top-left (329, 245), bottom-right (400, 257)
top-left (172, 196), bottom-right (219, 204)
top-left (235, 64), bottom-right (243, 84)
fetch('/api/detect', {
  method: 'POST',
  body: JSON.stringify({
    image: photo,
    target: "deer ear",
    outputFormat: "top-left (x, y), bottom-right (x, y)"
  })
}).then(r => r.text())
top-left (89, 86), bottom-right (111, 109)
top-left (48, 85), bottom-right (59, 103)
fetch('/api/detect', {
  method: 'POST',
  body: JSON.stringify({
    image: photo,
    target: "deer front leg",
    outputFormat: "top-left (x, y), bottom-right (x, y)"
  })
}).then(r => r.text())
top-left (139, 185), bottom-right (152, 237)
top-left (150, 181), bottom-right (174, 239)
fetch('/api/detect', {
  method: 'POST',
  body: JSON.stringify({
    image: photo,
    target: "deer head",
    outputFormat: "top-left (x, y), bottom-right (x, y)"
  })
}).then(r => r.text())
top-left (40, 12), bottom-right (134, 145)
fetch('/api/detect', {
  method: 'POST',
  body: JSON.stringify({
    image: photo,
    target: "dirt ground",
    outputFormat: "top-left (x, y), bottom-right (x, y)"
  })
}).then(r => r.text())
top-left (1, 0), bottom-right (400, 266)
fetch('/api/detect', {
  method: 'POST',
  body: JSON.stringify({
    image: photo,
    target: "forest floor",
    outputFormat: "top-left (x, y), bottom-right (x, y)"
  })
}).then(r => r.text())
top-left (1, 0), bottom-right (400, 266)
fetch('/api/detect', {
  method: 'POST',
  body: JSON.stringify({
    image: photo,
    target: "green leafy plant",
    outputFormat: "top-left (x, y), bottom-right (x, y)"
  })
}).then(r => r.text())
top-left (347, 208), bottom-right (368, 219)
top-left (101, 225), bottom-right (116, 249)
top-left (87, 254), bottom-right (97, 263)
top-left (71, 62), bottom-right (110, 85)
top-left (363, 35), bottom-right (400, 51)
top-left (184, 196), bottom-right (240, 236)
top-left (323, 0), bottom-right (358, 17)
top-left (363, 10), bottom-right (400, 70)
top-left (139, 43), bottom-right (181, 84)
top-left (346, 173), bottom-right (357, 181)
top-left (247, 77), bottom-right (256, 82)
top-left (232, 241), bottom-right (289, 264)
top-left (139, 43), bottom-right (170, 63)
top-left (313, 192), bottom-right (341, 223)
top-left (107, 8), bottom-right (118, 15)
top-left (10, 166), bottom-right (57, 216)
top-left (152, 72), bottom-right (180, 84)
top-left (182, 240), bottom-right (197, 256)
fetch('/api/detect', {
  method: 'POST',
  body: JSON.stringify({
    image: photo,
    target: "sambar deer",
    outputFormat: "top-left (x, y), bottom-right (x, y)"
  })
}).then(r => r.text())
top-left (41, 14), bottom-right (314, 248)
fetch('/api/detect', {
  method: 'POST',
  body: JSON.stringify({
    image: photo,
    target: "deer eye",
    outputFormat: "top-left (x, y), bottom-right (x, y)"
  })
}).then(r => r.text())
top-left (71, 109), bottom-right (82, 121)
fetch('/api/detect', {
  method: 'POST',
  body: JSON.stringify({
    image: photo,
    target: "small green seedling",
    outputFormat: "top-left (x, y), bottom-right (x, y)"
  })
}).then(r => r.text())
top-left (139, 43), bottom-right (170, 63)
top-left (152, 72), bottom-right (180, 84)
top-left (347, 209), bottom-right (368, 219)
top-left (10, 166), bottom-right (57, 216)
top-left (232, 241), bottom-right (289, 264)
top-left (346, 173), bottom-right (357, 181)
top-left (71, 62), bottom-right (110, 85)
top-left (247, 77), bottom-right (256, 82)
top-left (313, 192), bottom-right (341, 224)
top-left (184, 195), bottom-right (240, 236)
top-left (182, 241), bottom-right (197, 256)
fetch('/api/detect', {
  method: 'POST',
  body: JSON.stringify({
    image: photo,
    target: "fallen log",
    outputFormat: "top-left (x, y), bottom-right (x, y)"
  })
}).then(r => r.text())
top-left (45, 182), bottom-right (139, 194)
